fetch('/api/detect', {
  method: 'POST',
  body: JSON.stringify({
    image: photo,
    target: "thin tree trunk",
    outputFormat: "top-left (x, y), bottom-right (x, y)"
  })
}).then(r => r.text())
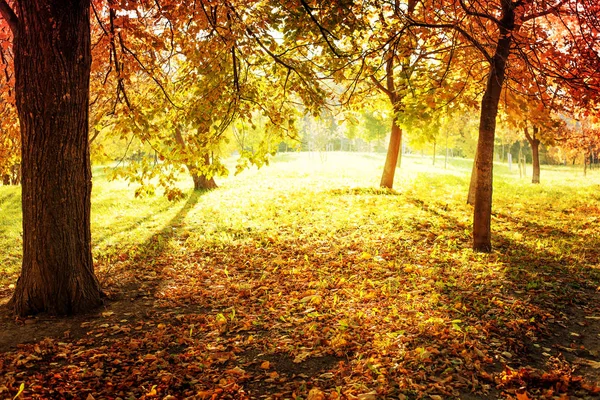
top-left (10, 163), bottom-right (21, 185)
top-left (472, 0), bottom-right (515, 252)
top-left (524, 125), bottom-right (540, 184)
top-left (378, 51), bottom-right (402, 188)
top-left (518, 144), bottom-right (524, 178)
top-left (380, 116), bottom-right (402, 188)
top-left (10, 0), bottom-right (103, 315)
top-left (444, 130), bottom-right (448, 169)
top-left (432, 141), bottom-right (436, 165)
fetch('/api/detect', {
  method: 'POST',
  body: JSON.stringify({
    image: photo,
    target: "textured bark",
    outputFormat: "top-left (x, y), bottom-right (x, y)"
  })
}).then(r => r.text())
top-left (473, 0), bottom-right (515, 252)
top-left (10, 0), bottom-right (103, 316)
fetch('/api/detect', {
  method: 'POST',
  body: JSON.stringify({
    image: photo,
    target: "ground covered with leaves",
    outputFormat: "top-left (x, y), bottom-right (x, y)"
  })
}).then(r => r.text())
top-left (1, 153), bottom-right (600, 399)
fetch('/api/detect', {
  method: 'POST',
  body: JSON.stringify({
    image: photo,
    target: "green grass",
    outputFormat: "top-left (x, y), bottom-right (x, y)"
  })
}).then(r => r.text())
top-left (0, 152), bottom-right (598, 290)
top-left (2, 151), bottom-right (600, 398)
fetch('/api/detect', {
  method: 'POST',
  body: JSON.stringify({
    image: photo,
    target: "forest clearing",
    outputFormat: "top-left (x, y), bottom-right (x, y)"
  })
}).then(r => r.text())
top-left (1, 153), bottom-right (600, 399)
top-left (1, 0), bottom-right (600, 398)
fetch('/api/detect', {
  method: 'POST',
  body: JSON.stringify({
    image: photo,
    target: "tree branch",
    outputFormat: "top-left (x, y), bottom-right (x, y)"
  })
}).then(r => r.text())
top-left (370, 75), bottom-right (392, 98)
top-left (458, 0), bottom-right (502, 26)
top-left (299, 0), bottom-right (345, 57)
top-left (522, 0), bottom-right (568, 22)
top-left (406, 20), bottom-right (493, 64)
top-left (0, 0), bottom-right (17, 34)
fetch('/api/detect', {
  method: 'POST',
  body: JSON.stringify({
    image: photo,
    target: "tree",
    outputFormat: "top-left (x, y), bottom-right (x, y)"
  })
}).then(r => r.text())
top-left (0, 0), bottom-right (103, 315)
top-left (410, 0), bottom-right (600, 251)
top-left (335, 0), bottom-right (464, 188)
top-left (89, 1), bottom-right (322, 198)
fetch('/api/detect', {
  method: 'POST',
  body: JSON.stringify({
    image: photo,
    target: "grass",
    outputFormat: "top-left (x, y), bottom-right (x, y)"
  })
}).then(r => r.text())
top-left (0, 151), bottom-right (598, 287)
top-left (1, 152), bottom-right (600, 398)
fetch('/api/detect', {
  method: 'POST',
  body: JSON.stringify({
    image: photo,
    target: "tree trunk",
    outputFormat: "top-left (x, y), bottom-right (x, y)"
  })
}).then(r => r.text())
top-left (524, 126), bottom-right (541, 184)
top-left (518, 144), bottom-right (524, 178)
top-left (190, 155), bottom-right (217, 190)
top-left (432, 141), bottom-right (436, 165)
top-left (2, 174), bottom-right (9, 185)
top-left (444, 130), bottom-right (448, 169)
top-left (472, 0), bottom-right (515, 252)
top-left (10, 0), bottom-right (103, 316)
top-left (380, 112), bottom-right (402, 188)
top-left (10, 163), bottom-right (21, 185)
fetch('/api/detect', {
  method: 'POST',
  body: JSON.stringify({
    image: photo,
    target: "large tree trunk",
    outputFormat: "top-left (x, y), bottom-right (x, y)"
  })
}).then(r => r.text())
top-left (190, 154), bottom-right (217, 190)
top-left (524, 125), bottom-right (540, 184)
top-left (10, 0), bottom-right (103, 316)
top-left (472, 0), bottom-right (515, 252)
top-left (380, 115), bottom-right (402, 188)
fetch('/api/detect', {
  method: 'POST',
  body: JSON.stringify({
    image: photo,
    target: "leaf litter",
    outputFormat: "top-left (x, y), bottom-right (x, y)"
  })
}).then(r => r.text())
top-left (1, 154), bottom-right (600, 399)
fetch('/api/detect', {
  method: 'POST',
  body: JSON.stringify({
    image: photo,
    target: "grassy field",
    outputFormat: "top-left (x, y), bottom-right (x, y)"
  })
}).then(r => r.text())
top-left (1, 152), bottom-right (600, 398)
top-left (1, 152), bottom-right (597, 285)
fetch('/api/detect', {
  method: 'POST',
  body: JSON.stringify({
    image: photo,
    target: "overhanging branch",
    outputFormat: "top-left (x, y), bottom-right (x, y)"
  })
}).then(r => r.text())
top-left (0, 0), bottom-right (18, 34)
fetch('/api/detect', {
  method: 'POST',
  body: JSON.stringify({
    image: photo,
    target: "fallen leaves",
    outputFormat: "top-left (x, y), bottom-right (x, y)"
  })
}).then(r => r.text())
top-left (2, 157), bottom-right (600, 399)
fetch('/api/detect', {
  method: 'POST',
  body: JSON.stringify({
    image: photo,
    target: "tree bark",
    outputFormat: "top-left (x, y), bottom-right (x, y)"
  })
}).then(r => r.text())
top-left (472, 0), bottom-right (515, 252)
top-left (378, 53), bottom-right (402, 188)
top-left (524, 125), bottom-right (540, 184)
top-left (190, 154), bottom-right (217, 190)
top-left (380, 114), bottom-right (402, 188)
top-left (10, 0), bottom-right (103, 316)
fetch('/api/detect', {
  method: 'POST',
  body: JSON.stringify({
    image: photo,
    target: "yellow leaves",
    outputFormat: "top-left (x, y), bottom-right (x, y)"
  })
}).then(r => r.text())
top-left (260, 361), bottom-right (271, 369)
top-left (299, 294), bottom-right (322, 305)
top-left (12, 383), bottom-right (24, 400)
top-left (307, 388), bottom-right (325, 400)
top-left (146, 385), bottom-right (158, 397)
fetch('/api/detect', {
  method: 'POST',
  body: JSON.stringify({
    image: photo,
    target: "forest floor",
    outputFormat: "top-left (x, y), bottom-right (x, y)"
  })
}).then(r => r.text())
top-left (1, 152), bottom-right (600, 399)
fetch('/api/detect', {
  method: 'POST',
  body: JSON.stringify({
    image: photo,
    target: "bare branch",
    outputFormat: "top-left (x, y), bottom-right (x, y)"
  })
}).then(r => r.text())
top-left (522, 0), bottom-right (568, 22)
top-left (406, 20), bottom-right (493, 64)
top-left (299, 0), bottom-right (345, 57)
top-left (458, 0), bottom-right (502, 26)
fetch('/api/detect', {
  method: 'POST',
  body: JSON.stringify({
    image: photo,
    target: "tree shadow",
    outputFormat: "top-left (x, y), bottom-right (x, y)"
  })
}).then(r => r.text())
top-left (92, 201), bottom-right (175, 246)
top-left (99, 190), bottom-right (204, 299)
